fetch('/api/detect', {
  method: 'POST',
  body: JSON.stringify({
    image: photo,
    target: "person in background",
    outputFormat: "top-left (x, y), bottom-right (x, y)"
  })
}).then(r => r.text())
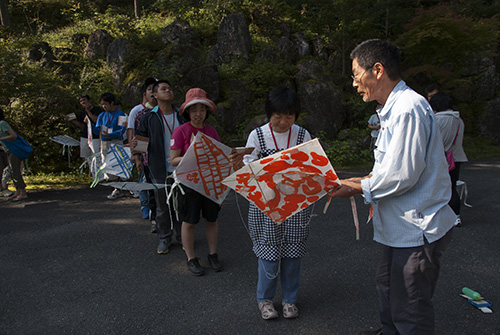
top-left (430, 92), bottom-right (468, 226)
top-left (230, 87), bottom-right (312, 320)
top-left (132, 77), bottom-right (158, 232)
top-left (0, 145), bottom-right (14, 197)
top-left (170, 88), bottom-right (222, 276)
top-left (330, 39), bottom-right (455, 335)
top-left (135, 79), bottom-right (183, 252)
top-left (367, 104), bottom-right (382, 152)
top-left (115, 99), bottom-right (128, 146)
top-left (425, 83), bottom-right (440, 101)
top-left (66, 95), bottom-right (101, 158)
top-left (0, 108), bottom-right (28, 201)
top-left (94, 93), bottom-right (127, 200)
top-left (127, 77), bottom-right (158, 221)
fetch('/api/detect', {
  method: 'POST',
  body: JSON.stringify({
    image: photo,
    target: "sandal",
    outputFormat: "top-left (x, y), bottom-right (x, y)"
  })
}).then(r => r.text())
top-left (258, 301), bottom-right (278, 320)
top-left (282, 301), bottom-right (299, 319)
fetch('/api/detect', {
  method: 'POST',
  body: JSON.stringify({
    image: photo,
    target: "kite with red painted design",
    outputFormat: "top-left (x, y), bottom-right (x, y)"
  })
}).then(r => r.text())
top-left (222, 138), bottom-right (340, 223)
top-left (173, 132), bottom-right (234, 205)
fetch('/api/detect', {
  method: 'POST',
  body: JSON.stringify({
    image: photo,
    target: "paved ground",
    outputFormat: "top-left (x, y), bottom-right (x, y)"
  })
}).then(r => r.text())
top-left (1, 157), bottom-right (499, 335)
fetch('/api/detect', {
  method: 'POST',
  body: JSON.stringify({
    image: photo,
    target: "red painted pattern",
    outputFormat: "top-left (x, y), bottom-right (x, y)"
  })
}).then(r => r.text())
top-left (233, 144), bottom-right (339, 223)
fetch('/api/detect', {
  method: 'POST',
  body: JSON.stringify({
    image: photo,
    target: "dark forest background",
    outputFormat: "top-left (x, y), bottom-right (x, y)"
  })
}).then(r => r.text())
top-left (0, 0), bottom-right (499, 172)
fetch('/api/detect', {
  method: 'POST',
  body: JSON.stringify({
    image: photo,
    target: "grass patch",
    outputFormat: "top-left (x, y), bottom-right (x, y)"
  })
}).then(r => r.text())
top-left (463, 135), bottom-right (500, 160)
top-left (23, 172), bottom-right (92, 190)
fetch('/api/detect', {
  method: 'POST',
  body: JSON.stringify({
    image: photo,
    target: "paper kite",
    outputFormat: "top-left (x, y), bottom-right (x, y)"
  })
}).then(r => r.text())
top-left (103, 144), bottom-right (133, 179)
top-left (91, 144), bottom-right (133, 187)
top-left (50, 135), bottom-right (80, 166)
top-left (173, 132), bottom-right (234, 205)
top-left (222, 138), bottom-right (341, 224)
top-left (102, 181), bottom-right (162, 191)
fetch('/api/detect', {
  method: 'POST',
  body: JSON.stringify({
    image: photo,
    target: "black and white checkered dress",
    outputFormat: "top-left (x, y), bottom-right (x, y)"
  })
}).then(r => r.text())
top-left (247, 125), bottom-right (311, 261)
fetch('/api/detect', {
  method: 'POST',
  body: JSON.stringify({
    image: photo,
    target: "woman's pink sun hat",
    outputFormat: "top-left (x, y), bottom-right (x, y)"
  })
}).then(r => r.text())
top-left (179, 88), bottom-right (217, 115)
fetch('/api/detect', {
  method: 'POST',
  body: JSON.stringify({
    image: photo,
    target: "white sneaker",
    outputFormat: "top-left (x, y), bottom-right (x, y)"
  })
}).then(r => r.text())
top-left (107, 189), bottom-right (124, 200)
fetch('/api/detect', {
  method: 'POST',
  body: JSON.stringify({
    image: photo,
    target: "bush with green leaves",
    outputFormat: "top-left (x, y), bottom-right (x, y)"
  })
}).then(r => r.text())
top-left (1, 0), bottom-right (499, 175)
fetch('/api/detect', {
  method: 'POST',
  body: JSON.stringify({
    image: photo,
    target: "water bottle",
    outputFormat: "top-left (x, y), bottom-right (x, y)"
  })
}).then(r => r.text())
top-left (462, 287), bottom-right (482, 300)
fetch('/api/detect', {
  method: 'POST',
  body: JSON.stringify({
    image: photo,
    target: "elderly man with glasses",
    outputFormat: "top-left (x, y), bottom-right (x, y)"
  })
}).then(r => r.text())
top-left (329, 39), bottom-right (456, 335)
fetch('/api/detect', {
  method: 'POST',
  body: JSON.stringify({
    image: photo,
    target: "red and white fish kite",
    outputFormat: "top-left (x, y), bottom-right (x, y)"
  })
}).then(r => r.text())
top-left (222, 138), bottom-right (340, 224)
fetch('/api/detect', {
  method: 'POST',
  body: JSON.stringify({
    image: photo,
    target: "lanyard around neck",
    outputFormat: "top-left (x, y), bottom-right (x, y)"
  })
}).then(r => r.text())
top-left (269, 124), bottom-right (291, 151)
top-left (160, 108), bottom-right (175, 135)
top-left (106, 110), bottom-right (117, 128)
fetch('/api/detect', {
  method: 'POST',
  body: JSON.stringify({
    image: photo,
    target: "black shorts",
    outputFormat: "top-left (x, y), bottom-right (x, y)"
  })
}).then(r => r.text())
top-left (177, 186), bottom-right (220, 224)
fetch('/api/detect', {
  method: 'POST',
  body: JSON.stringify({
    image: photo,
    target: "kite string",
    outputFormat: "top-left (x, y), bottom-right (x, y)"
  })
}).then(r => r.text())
top-left (234, 190), bottom-right (250, 236)
top-left (300, 202), bottom-right (315, 228)
top-left (234, 191), bottom-right (280, 280)
top-left (262, 209), bottom-right (309, 280)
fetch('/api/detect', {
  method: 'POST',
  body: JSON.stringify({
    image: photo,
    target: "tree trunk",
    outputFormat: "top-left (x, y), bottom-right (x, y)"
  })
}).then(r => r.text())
top-left (0, 0), bottom-right (10, 26)
top-left (134, 0), bottom-right (140, 18)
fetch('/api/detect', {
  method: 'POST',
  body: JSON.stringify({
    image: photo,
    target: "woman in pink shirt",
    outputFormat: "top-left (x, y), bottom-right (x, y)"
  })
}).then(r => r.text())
top-left (170, 88), bottom-right (222, 276)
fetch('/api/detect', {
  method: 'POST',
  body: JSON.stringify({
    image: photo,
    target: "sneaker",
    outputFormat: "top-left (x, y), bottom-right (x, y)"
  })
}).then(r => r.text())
top-left (1, 189), bottom-right (14, 197)
top-left (208, 253), bottom-right (223, 272)
top-left (187, 258), bottom-right (204, 276)
top-left (282, 301), bottom-right (298, 319)
top-left (258, 301), bottom-right (278, 320)
top-left (131, 191), bottom-right (139, 198)
top-left (157, 240), bottom-right (170, 254)
top-left (107, 189), bottom-right (124, 200)
top-left (150, 220), bottom-right (157, 234)
top-left (455, 215), bottom-right (462, 227)
top-left (142, 207), bottom-right (149, 219)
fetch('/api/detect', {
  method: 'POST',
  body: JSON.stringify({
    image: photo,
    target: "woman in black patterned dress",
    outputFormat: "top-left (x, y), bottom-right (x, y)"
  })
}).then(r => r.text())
top-left (231, 87), bottom-right (312, 320)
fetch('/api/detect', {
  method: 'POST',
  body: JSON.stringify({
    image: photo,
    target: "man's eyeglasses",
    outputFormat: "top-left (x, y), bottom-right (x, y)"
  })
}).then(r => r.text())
top-left (351, 66), bottom-right (373, 83)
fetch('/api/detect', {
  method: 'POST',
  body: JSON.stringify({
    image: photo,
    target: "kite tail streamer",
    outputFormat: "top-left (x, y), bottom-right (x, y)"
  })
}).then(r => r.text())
top-left (457, 181), bottom-right (473, 208)
top-left (367, 203), bottom-right (373, 224)
top-left (350, 196), bottom-right (360, 240)
top-left (323, 196), bottom-right (332, 214)
top-left (166, 170), bottom-right (186, 228)
top-left (90, 167), bottom-right (106, 188)
top-left (83, 152), bottom-right (103, 180)
top-left (78, 160), bottom-right (87, 177)
top-left (90, 161), bottom-right (107, 188)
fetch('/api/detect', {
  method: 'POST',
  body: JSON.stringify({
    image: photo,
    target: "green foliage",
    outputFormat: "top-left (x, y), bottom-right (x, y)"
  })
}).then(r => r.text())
top-left (462, 135), bottom-right (500, 161)
top-left (342, 94), bottom-right (379, 129)
top-left (24, 171), bottom-right (92, 190)
top-left (454, 101), bottom-right (485, 137)
top-left (8, 0), bottom-right (78, 33)
top-left (0, 36), bottom-right (80, 172)
top-left (1, 0), bottom-right (499, 179)
top-left (320, 129), bottom-right (373, 169)
top-left (396, 4), bottom-right (499, 84)
top-left (220, 60), bottom-right (296, 102)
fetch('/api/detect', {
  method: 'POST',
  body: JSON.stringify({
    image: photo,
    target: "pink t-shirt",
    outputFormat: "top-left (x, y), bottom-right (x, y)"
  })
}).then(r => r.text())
top-left (171, 122), bottom-right (220, 155)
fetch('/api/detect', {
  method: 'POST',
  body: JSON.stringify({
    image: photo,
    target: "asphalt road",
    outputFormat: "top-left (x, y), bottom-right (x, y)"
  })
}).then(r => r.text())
top-left (1, 158), bottom-right (499, 335)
